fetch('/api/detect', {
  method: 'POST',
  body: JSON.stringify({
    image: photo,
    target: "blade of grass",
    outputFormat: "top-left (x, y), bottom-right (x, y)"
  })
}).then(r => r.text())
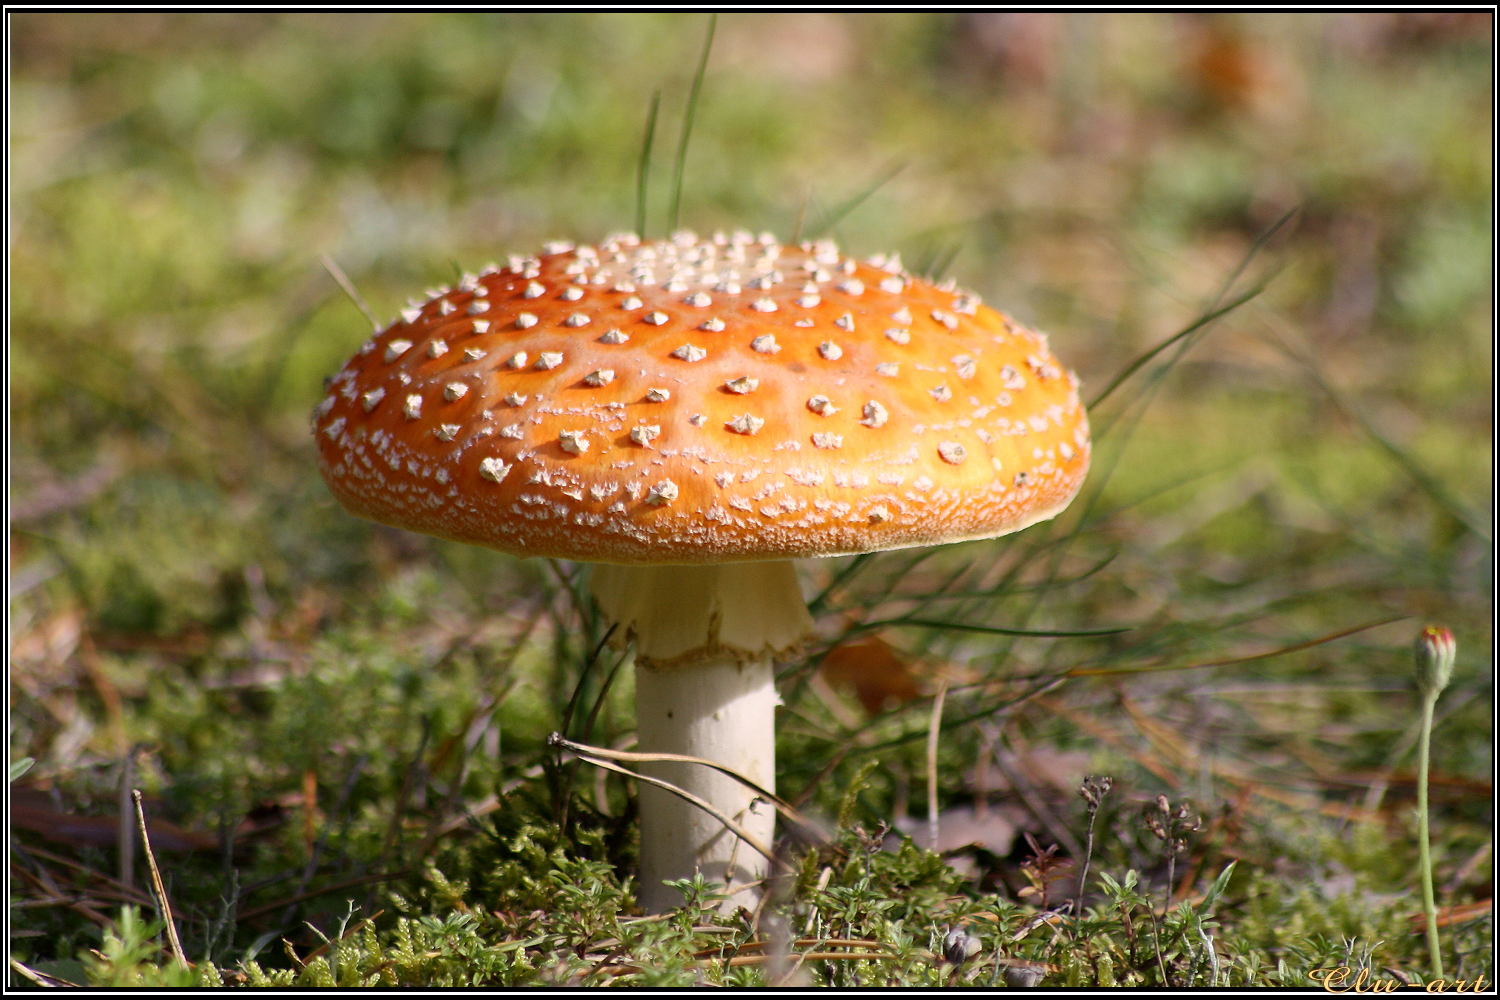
top-left (784, 547), bottom-right (941, 710)
top-left (892, 561), bottom-right (983, 661)
top-left (319, 253), bottom-right (379, 331)
top-left (1210, 205), bottom-right (1298, 309)
top-left (1280, 340), bottom-right (1490, 542)
top-left (806, 163), bottom-right (906, 241)
top-left (858, 676), bottom-right (1069, 756)
top-left (789, 185), bottom-right (813, 245)
top-left (1061, 263), bottom-right (1263, 599)
top-left (898, 551), bottom-right (1120, 599)
top-left (913, 255), bottom-right (1267, 662)
top-left (926, 241), bottom-right (964, 282)
top-left (667, 14), bottom-right (716, 235)
top-left (556, 621), bottom-right (618, 832)
top-left (861, 618), bottom-right (1131, 638)
top-left (635, 89), bottom-right (661, 239)
top-left (1088, 282), bottom-right (1267, 412)
top-left (1003, 614), bottom-right (1409, 682)
top-left (11, 959), bottom-right (83, 989)
top-left (559, 623), bottom-right (619, 741)
top-left (806, 553), bottom-right (876, 615)
top-left (579, 647), bottom-right (631, 747)
top-left (1087, 205), bottom-right (1295, 411)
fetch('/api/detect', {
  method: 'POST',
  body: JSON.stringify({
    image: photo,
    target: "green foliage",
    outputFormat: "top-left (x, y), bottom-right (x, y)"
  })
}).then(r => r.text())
top-left (80, 907), bottom-right (200, 988)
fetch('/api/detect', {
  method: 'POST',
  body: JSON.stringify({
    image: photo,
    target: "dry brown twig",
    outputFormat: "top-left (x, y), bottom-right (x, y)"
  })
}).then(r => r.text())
top-left (550, 734), bottom-right (831, 850)
top-left (133, 789), bottom-right (188, 969)
top-left (551, 745), bottom-right (782, 867)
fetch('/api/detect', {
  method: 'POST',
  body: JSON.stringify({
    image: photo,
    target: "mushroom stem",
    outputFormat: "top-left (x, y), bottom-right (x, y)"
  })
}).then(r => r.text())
top-left (635, 654), bottom-right (776, 913)
top-left (590, 561), bottom-right (814, 913)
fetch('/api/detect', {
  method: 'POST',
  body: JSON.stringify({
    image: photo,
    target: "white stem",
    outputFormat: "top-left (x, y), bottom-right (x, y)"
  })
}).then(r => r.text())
top-left (635, 654), bottom-right (777, 913)
top-left (590, 561), bottom-right (813, 914)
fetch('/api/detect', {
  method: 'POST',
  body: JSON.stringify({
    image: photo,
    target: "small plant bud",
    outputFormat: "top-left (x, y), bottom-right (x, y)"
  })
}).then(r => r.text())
top-left (1156, 794), bottom-right (1171, 814)
top-left (1079, 774), bottom-right (1113, 811)
top-left (1414, 625), bottom-right (1456, 696)
top-left (943, 925), bottom-right (982, 965)
top-left (1004, 963), bottom-right (1046, 988)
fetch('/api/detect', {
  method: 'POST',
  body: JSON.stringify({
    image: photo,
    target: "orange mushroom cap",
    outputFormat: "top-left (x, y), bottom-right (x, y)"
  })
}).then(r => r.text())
top-left (313, 231), bottom-right (1091, 564)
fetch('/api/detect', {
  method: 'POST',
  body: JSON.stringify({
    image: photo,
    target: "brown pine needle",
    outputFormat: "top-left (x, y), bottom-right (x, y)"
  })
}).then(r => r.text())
top-left (1409, 898), bottom-right (1493, 932)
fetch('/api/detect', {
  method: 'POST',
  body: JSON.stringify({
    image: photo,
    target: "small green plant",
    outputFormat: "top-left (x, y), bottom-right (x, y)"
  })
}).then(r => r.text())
top-left (1413, 624), bottom-right (1457, 979)
top-left (1073, 774), bottom-right (1113, 918)
top-left (1016, 832), bottom-right (1072, 911)
top-left (80, 906), bottom-right (203, 988)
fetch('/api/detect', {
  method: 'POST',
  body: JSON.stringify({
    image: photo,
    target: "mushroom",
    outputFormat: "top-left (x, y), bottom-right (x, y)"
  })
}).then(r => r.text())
top-left (312, 232), bottom-right (1091, 913)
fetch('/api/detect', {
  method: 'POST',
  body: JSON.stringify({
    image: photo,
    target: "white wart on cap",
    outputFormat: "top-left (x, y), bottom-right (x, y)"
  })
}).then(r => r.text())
top-left (314, 232), bottom-right (1092, 564)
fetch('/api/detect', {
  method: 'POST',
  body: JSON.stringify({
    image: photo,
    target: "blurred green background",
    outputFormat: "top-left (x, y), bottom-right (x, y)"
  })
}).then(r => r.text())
top-left (8, 11), bottom-right (1493, 975)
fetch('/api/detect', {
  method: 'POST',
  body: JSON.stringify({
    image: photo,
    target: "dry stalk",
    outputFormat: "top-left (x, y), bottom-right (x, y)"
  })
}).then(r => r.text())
top-left (926, 680), bottom-right (948, 851)
top-left (133, 789), bottom-right (187, 969)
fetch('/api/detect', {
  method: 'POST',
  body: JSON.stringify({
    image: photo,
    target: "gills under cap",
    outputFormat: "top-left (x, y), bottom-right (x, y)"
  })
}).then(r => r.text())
top-left (314, 232), bottom-right (1091, 564)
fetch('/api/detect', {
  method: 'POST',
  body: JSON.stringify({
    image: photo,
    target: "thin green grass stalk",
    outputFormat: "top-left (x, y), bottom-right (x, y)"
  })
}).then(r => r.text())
top-left (789, 187), bottom-right (813, 245)
top-left (667, 14), bottom-right (715, 235)
top-left (1277, 341), bottom-right (1490, 541)
top-left (1087, 204), bottom-right (1290, 412)
top-left (1208, 205), bottom-right (1298, 310)
top-left (865, 619), bottom-right (1129, 639)
top-left (579, 648), bottom-right (631, 746)
top-left (1416, 689), bottom-right (1442, 979)
top-left (559, 623), bottom-right (619, 742)
top-left (805, 552), bottom-right (875, 615)
top-left (635, 90), bottom-right (661, 239)
top-left (1028, 615), bottom-right (1409, 683)
top-left (1413, 625), bottom-right (1456, 979)
top-left (926, 242), bottom-right (964, 281)
top-left (805, 163), bottom-right (906, 241)
top-left (858, 674), bottom-right (1066, 756)
top-left (555, 615), bottom-right (618, 831)
top-left (897, 559), bottom-right (983, 658)
top-left (319, 253), bottom-right (379, 331)
top-left (1087, 281), bottom-right (1267, 414)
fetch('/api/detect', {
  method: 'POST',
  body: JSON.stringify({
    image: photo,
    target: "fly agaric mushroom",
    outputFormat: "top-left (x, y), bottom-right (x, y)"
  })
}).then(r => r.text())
top-left (313, 230), bottom-right (1090, 913)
